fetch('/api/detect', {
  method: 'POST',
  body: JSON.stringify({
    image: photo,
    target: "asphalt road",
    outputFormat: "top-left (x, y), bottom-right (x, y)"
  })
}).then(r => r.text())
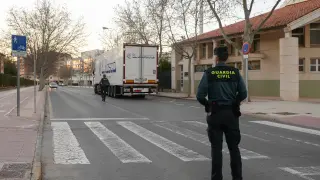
top-left (42, 86), bottom-right (320, 180)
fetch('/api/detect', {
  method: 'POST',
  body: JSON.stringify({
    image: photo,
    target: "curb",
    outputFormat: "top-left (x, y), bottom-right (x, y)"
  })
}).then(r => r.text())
top-left (29, 89), bottom-right (48, 180)
top-left (242, 112), bottom-right (279, 121)
top-left (149, 94), bottom-right (196, 100)
top-left (150, 94), bottom-right (289, 121)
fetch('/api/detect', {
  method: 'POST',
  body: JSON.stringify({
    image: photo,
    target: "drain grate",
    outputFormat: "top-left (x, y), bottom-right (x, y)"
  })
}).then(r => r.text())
top-left (273, 112), bottom-right (297, 115)
top-left (0, 163), bottom-right (31, 179)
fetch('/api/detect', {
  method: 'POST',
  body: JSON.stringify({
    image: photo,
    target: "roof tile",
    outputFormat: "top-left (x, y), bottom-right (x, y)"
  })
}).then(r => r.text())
top-left (197, 0), bottom-right (320, 41)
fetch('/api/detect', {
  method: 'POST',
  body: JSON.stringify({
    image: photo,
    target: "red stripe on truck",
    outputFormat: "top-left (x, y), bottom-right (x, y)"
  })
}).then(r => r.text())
top-left (156, 46), bottom-right (158, 82)
top-left (123, 45), bottom-right (125, 81)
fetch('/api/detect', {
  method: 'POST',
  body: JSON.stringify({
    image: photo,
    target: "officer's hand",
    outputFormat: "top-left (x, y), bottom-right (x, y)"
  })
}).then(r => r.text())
top-left (204, 102), bottom-right (210, 113)
top-left (205, 105), bottom-right (210, 113)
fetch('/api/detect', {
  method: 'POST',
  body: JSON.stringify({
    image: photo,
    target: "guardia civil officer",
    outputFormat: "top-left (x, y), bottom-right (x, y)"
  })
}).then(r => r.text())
top-left (196, 46), bottom-right (247, 180)
top-left (99, 74), bottom-right (110, 102)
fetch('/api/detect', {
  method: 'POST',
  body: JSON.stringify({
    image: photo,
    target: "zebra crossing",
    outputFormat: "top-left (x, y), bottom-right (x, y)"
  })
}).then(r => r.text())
top-left (50, 120), bottom-right (271, 165)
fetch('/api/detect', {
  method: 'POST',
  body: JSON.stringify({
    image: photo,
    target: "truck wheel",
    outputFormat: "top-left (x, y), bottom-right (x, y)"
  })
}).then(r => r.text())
top-left (138, 95), bottom-right (145, 98)
top-left (94, 85), bottom-right (98, 94)
top-left (113, 86), bottom-right (116, 98)
top-left (108, 86), bottom-right (112, 97)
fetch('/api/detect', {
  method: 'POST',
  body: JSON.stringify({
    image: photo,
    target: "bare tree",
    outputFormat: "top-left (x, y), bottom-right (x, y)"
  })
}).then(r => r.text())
top-left (145, 0), bottom-right (169, 59)
top-left (5, 0), bottom-right (87, 90)
top-left (207, 0), bottom-right (281, 50)
top-left (114, 0), bottom-right (154, 44)
top-left (206, 0), bottom-right (282, 101)
top-left (100, 29), bottom-right (123, 50)
top-left (165, 0), bottom-right (201, 97)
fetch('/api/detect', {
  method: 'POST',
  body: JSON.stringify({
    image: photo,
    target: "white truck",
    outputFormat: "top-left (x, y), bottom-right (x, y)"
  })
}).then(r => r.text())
top-left (93, 43), bottom-right (159, 98)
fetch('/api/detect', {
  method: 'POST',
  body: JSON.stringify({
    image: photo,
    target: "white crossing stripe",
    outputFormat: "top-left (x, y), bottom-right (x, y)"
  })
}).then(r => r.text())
top-left (155, 123), bottom-right (210, 146)
top-left (251, 121), bottom-right (320, 136)
top-left (280, 166), bottom-right (320, 180)
top-left (51, 122), bottom-right (90, 164)
top-left (51, 117), bottom-right (150, 121)
top-left (184, 121), bottom-right (207, 128)
top-left (117, 121), bottom-right (209, 162)
top-left (183, 121), bottom-right (269, 160)
top-left (85, 122), bottom-right (151, 163)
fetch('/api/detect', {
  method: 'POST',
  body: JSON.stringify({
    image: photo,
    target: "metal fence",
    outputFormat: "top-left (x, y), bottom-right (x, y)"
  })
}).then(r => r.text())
top-left (158, 71), bottom-right (171, 91)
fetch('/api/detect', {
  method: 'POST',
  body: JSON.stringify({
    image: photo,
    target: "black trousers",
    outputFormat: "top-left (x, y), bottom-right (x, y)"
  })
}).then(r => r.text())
top-left (101, 86), bottom-right (107, 101)
top-left (206, 108), bottom-right (242, 180)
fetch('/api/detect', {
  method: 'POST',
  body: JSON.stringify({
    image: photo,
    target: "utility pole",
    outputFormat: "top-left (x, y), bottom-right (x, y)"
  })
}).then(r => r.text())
top-left (33, 43), bottom-right (37, 113)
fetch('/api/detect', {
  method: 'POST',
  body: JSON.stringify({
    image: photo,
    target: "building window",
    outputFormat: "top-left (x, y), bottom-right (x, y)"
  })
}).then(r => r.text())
top-left (299, 58), bottom-right (305, 72)
top-left (220, 40), bottom-right (225, 46)
top-left (248, 60), bottom-right (261, 70)
top-left (292, 27), bottom-right (305, 46)
top-left (201, 44), bottom-right (206, 59)
top-left (310, 23), bottom-right (320, 45)
top-left (208, 42), bottom-right (213, 58)
top-left (310, 58), bottom-right (320, 72)
top-left (251, 34), bottom-right (260, 52)
top-left (235, 62), bottom-right (242, 70)
top-left (226, 62), bottom-right (242, 70)
top-left (195, 65), bottom-right (209, 72)
top-left (227, 38), bottom-right (235, 56)
top-left (226, 62), bottom-right (235, 68)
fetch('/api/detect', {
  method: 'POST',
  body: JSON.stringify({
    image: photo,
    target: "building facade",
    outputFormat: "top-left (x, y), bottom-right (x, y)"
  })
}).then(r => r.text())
top-left (171, 0), bottom-right (320, 100)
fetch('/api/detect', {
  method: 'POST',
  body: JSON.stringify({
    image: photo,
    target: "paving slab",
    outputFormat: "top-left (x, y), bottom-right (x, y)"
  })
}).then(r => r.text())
top-left (0, 87), bottom-right (46, 180)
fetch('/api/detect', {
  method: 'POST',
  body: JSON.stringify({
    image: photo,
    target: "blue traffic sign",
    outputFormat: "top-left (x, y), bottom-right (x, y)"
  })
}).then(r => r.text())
top-left (12, 35), bottom-right (26, 52)
top-left (242, 42), bottom-right (250, 55)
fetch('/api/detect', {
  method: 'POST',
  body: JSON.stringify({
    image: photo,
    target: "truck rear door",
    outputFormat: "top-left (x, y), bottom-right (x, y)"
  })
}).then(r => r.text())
top-left (124, 46), bottom-right (141, 83)
top-left (141, 46), bottom-right (158, 84)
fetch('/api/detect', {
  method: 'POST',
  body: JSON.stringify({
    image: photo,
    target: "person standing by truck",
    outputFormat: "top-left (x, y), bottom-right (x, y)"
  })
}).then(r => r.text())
top-left (100, 74), bottom-right (110, 102)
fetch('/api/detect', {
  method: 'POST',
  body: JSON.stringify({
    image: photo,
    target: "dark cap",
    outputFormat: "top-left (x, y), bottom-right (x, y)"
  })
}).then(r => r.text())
top-left (214, 46), bottom-right (228, 57)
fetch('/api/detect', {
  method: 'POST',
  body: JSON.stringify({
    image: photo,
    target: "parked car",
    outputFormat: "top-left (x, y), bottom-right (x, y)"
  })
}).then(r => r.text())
top-left (49, 82), bottom-right (58, 88)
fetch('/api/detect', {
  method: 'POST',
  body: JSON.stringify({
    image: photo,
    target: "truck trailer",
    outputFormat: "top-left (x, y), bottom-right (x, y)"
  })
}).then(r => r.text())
top-left (93, 43), bottom-right (159, 98)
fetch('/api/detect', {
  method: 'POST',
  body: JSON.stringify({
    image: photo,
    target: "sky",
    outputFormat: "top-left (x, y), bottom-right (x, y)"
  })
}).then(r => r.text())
top-left (0, 0), bottom-right (285, 53)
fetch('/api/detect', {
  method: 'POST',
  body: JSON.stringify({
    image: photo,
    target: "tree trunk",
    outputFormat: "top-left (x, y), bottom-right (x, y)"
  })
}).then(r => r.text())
top-left (38, 67), bottom-right (45, 91)
top-left (187, 57), bottom-right (192, 97)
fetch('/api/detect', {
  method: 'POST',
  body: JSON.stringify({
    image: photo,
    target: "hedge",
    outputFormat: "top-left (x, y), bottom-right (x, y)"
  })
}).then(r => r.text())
top-left (0, 73), bottom-right (34, 87)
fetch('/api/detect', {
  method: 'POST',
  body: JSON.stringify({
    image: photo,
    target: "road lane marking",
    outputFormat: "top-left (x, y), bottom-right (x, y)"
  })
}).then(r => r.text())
top-left (118, 121), bottom-right (209, 162)
top-left (241, 133), bottom-right (270, 142)
top-left (51, 122), bottom-right (90, 164)
top-left (155, 123), bottom-right (210, 145)
top-left (184, 121), bottom-right (207, 128)
top-left (85, 122), bottom-right (151, 163)
top-left (280, 166), bottom-right (320, 180)
top-left (106, 102), bottom-right (149, 119)
top-left (157, 122), bottom-right (269, 160)
top-left (4, 97), bottom-right (29, 117)
top-left (251, 121), bottom-right (320, 136)
top-left (184, 121), bottom-right (269, 159)
top-left (257, 130), bottom-right (320, 148)
top-left (189, 106), bottom-right (201, 108)
top-left (51, 117), bottom-right (150, 121)
top-left (0, 87), bottom-right (30, 100)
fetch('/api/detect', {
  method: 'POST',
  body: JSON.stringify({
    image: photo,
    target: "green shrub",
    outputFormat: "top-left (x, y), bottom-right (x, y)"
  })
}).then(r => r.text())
top-left (0, 74), bottom-right (34, 87)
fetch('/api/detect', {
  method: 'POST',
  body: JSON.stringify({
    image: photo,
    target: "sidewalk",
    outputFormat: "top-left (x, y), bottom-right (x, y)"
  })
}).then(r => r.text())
top-left (152, 92), bottom-right (320, 129)
top-left (0, 87), bottom-right (46, 180)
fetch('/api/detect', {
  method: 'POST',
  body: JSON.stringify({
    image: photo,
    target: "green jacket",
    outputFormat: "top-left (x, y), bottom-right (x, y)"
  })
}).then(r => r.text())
top-left (196, 62), bottom-right (247, 106)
